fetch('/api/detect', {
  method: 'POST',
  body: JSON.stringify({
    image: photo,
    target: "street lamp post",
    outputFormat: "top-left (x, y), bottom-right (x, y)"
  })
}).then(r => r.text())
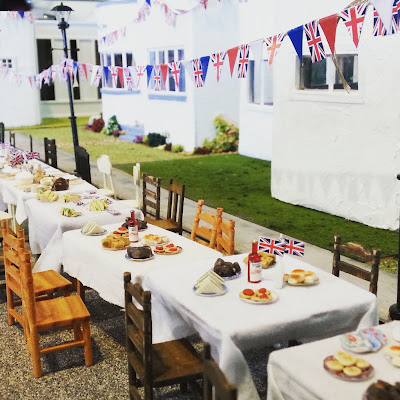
top-left (51, 3), bottom-right (79, 163)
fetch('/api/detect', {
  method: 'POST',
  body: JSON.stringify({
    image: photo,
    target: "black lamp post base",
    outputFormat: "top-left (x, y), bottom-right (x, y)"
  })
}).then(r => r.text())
top-left (389, 303), bottom-right (400, 320)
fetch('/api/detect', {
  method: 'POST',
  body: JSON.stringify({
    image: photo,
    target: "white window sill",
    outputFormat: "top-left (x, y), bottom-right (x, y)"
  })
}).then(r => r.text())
top-left (291, 89), bottom-right (364, 104)
top-left (246, 103), bottom-right (274, 113)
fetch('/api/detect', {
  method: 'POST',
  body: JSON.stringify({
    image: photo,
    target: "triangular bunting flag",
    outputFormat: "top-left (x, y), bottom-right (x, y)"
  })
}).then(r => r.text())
top-left (146, 65), bottom-right (153, 87)
top-left (288, 26), bottom-right (303, 61)
top-left (153, 65), bottom-right (162, 90)
top-left (319, 14), bottom-right (338, 54)
top-left (146, 0), bottom-right (151, 5)
top-left (91, 65), bottom-right (100, 86)
top-left (181, 60), bottom-right (195, 85)
top-left (373, 7), bottom-right (387, 36)
top-left (226, 46), bottom-right (239, 77)
top-left (160, 64), bottom-right (169, 86)
top-left (117, 67), bottom-right (124, 88)
top-left (18, 11), bottom-right (24, 19)
top-left (303, 21), bottom-right (326, 63)
top-left (340, 4), bottom-right (368, 48)
top-left (127, 66), bottom-right (137, 89)
top-left (371, 0), bottom-right (393, 32)
top-left (200, 56), bottom-right (210, 83)
top-left (265, 34), bottom-right (285, 66)
top-left (135, 66), bottom-right (146, 87)
top-left (210, 52), bottom-right (226, 82)
top-left (103, 66), bottom-right (109, 84)
top-left (192, 59), bottom-right (205, 88)
top-left (109, 66), bottom-right (119, 87)
top-left (78, 63), bottom-right (87, 81)
top-left (237, 44), bottom-right (250, 78)
top-left (168, 61), bottom-right (181, 88)
top-left (249, 39), bottom-right (264, 69)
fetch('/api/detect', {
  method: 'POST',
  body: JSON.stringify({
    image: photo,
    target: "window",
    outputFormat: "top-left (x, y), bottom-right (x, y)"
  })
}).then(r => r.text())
top-left (70, 40), bottom-right (80, 100)
top-left (298, 55), bottom-right (358, 91)
top-left (1, 59), bottom-right (12, 68)
top-left (148, 48), bottom-right (185, 93)
top-left (101, 52), bottom-right (134, 90)
top-left (36, 39), bottom-right (55, 101)
top-left (248, 60), bottom-right (273, 105)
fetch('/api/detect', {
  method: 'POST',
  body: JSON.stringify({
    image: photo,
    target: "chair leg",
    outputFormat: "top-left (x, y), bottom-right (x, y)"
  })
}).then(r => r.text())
top-left (82, 319), bottom-right (93, 366)
top-left (6, 286), bottom-right (15, 326)
top-left (73, 322), bottom-right (83, 341)
top-left (28, 329), bottom-right (42, 378)
top-left (77, 280), bottom-right (85, 302)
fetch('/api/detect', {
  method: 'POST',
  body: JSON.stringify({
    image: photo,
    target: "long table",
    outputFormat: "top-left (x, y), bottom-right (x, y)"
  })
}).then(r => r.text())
top-left (267, 321), bottom-right (399, 400)
top-left (143, 254), bottom-right (378, 400)
top-left (61, 223), bottom-right (221, 307)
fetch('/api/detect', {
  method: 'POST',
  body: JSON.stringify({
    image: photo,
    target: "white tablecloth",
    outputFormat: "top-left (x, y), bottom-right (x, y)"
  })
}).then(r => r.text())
top-left (61, 223), bottom-right (221, 307)
top-left (31, 201), bottom-right (143, 273)
top-left (143, 255), bottom-right (378, 400)
top-left (267, 321), bottom-right (399, 400)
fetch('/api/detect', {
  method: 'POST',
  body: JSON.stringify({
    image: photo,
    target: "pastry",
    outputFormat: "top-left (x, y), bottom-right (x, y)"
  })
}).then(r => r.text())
top-left (325, 360), bottom-right (343, 371)
top-left (335, 351), bottom-right (357, 366)
top-left (290, 269), bottom-right (305, 283)
top-left (304, 271), bottom-right (317, 284)
top-left (356, 359), bottom-right (370, 369)
top-left (101, 238), bottom-right (112, 248)
top-left (343, 366), bottom-right (362, 377)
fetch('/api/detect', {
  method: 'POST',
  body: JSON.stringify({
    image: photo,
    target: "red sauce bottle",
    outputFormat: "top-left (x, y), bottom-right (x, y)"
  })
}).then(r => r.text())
top-left (248, 240), bottom-right (262, 283)
top-left (128, 210), bottom-right (139, 243)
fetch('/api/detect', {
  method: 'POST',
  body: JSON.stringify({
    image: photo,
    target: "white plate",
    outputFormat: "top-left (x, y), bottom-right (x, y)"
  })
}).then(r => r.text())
top-left (125, 253), bottom-right (155, 262)
top-left (239, 290), bottom-right (279, 304)
top-left (141, 237), bottom-right (170, 246)
top-left (218, 270), bottom-right (242, 281)
top-left (81, 229), bottom-right (107, 236)
top-left (287, 277), bottom-right (319, 286)
top-left (323, 355), bottom-right (374, 381)
top-left (153, 246), bottom-right (182, 255)
top-left (193, 284), bottom-right (227, 297)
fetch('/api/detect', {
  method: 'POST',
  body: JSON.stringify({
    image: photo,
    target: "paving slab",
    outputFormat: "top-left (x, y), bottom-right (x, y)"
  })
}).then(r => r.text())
top-left (13, 131), bottom-right (398, 322)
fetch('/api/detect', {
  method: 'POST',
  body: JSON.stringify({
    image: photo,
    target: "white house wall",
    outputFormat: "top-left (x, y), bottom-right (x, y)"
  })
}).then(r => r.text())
top-left (271, 4), bottom-right (400, 230)
top-left (0, 16), bottom-right (40, 127)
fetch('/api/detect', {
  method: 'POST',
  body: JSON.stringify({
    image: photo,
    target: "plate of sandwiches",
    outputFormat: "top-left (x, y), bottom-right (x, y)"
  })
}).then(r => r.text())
top-left (141, 234), bottom-right (169, 246)
top-left (153, 243), bottom-right (182, 255)
top-left (323, 352), bottom-right (374, 381)
top-left (283, 269), bottom-right (319, 286)
top-left (193, 270), bottom-right (227, 297)
top-left (81, 221), bottom-right (107, 236)
top-left (239, 288), bottom-right (278, 304)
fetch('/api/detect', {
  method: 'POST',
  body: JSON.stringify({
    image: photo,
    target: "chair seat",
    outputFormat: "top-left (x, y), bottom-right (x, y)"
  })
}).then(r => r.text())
top-left (33, 270), bottom-right (72, 294)
top-left (98, 188), bottom-right (114, 198)
top-left (35, 295), bottom-right (90, 330)
top-left (145, 217), bottom-right (180, 232)
top-left (117, 199), bottom-right (140, 209)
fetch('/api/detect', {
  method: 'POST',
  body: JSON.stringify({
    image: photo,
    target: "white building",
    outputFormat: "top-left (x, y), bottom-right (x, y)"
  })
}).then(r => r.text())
top-left (96, 0), bottom-right (239, 151)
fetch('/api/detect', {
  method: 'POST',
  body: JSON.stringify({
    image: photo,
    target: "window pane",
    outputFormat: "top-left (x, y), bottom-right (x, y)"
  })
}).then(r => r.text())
top-left (95, 41), bottom-right (101, 98)
top-left (300, 56), bottom-right (327, 89)
top-left (105, 54), bottom-right (112, 88)
top-left (178, 49), bottom-right (185, 92)
top-left (158, 50), bottom-right (165, 64)
top-left (263, 61), bottom-right (273, 105)
top-left (36, 39), bottom-right (55, 101)
top-left (168, 50), bottom-right (175, 91)
top-left (127, 53), bottom-right (133, 67)
top-left (149, 51), bottom-right (155, 65)
top-left (334, 55), bottom-right (358, 90)
top-left (70, 40), bottom-right (80, 99)
top-left (114, 54), bottom-right (122, 88)
top-left (248, 60), bottom-right (261, 104)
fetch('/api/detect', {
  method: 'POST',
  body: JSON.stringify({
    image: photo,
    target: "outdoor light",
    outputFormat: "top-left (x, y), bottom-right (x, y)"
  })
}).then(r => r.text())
top-left (51, 2), bottom-right (80, 169)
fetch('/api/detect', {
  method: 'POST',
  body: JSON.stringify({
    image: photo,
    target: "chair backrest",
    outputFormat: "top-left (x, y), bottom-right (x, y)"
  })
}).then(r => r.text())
top-left (142, 173), bottom-right (161, 219)
top-left (75, 145), bottom-right (92, 184)
top-left (166, 179), bottom-right (185, 228)
top-left (44, 137), bottom-right (57, 168)
top-left (124, 272), bottom-right (154, 399)
top-left (332, 235), bottom-right (381, 295)
top-left (9, 131), bottom-right (15, 148)
top-left (29, 135), bottom-right (33, 152)
top-left (216, 217), bottom-right (235, 256)
top-left (191, 199), bottom-right (222, 249)
top-left (97, 155), bottom-right (115, 193)
top-left (0, 122), bottom-right (4, 143)
top-left (133, 163), bottom-right (141, 208)
top-left (203, 343), bottom-right (237, 400)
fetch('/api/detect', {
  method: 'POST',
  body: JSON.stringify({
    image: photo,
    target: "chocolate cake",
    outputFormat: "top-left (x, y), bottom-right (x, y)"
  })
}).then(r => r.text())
top-left (127, 246), bottom-right (153, 259)
top-left (213, 258), bottom-right (241, 278)
top-left (52, 177), bottom-right (69, 191)
top-left (363, 380), bottom-right (400, 400)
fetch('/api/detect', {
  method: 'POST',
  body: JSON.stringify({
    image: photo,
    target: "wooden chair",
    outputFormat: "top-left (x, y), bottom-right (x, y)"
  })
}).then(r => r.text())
top-left (216, 217), bottom-right (235, 256)
top-left (146, 179), bottom-right (185, 235)
top-left (75, 145), bottom-right (92, 184)
top-left (203, 343), bottom-right (237, 400)
top-left (0, 211), bottom-right (13, 292)
top-left (332, 235), bottom-right (381, 295)
top-left (44, 137), bottom-right (57, 168)
top-left (124, 272), bottom-right (203, 399)
top-left (117, 163), bottom-right (141, 209)
top-left (191, 199), bottom-right (223, 249)
top-left (9, 131), bottom-right (15, 148)
top-left (1, 219), bottom-right (72, 327)
top-left (142, 173), bottom-right (161, 220)
top-left (29, 134), bottom-right (33, 152)
top-left (14, 247), bottom-right (92, 378)
top-left (0, 122), bottom-right (4, 143)
top-left (96, 155), bottom-right (116, 198)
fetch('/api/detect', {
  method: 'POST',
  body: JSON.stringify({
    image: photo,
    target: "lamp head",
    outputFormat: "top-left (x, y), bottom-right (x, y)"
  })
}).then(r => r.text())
top-left (51, 2), bottom-right (73, 28)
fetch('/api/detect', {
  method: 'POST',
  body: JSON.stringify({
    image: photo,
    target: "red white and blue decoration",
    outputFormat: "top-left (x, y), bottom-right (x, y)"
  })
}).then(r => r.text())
top-left (340, 4), bottom-right (369, 48)
top-left (237, 44), bottom-right (250, 78)
top-left (210, 52), bottom-right (226, 82)
top-left (303, 20), bottom-right (326, 63)
top-left (265, 34), bottom-right (285, 66)
top-left (282, 238), bottom-right (306, 257)
top-left (258, 237), bottom-right (286, 257)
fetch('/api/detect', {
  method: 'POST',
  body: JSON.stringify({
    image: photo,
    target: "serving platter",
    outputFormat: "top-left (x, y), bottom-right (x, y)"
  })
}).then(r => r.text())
top-left (125, 253), bottom-right (155, 262)
top-left (193, 284), bottom-right (227, 297)
top-left (81, 229), bottom-right (107, 236)
top-left (153, 246), bottom-right (182, 255)
top-left (323, 355), bottom-right (374, 381)
top-left (239, 290), bottom-right (278, 305)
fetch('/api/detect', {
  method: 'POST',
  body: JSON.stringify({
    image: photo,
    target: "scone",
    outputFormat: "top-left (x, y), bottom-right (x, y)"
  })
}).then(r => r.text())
top-left (343, 366), bottom-right (362, 377)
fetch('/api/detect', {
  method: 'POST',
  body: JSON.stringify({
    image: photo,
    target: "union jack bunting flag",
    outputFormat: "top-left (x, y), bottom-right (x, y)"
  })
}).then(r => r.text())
top-left (66, 58), bottom-right (74, 77)
top-left (136, 66), bottom-right (146, 87)
top-left (25, 151), bottom-right (40, 160)
top-left (153, 65), bottom-right (162, 91)
top-left (124, 67), bottom-right (135, 90)
top-left (1, 143), bottom-right (11, 149)
top-left (283, 238), bottom-right (305, 257)
top-left (265, 34), bottom-right (285, 66)
top-left (237, 44), bottom-right (250, 78)
top-left (373, 9), bottom-right (387, 36)
top-left (168, 61), bottom-right (181, 89)
top-left (303, 21), bottom-right (326, 63)
top-left (43, 68), bottom-right (51, 85)
top-left (340, 4), bottom-right (369, 48)
top-left (192, 59), bottom-right (204, 88)
top-left (373, 1), bottom-right (398, 36)
top-left (109, 66), bottom-right (119, 87)
top-left (258, 237), bottom-right (286, 257)
top-left (78, 63), bottom-right (87, 81)
top-left (210, 52), bottom-right (226, 82)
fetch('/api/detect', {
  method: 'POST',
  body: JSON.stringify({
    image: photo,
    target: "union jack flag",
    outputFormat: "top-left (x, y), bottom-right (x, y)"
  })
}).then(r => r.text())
top-left (192, 59), bottom-right (204, 88)
top-left (265, 34), bottom-right (285, 66)
top-left (9, 150), bottom-right (24, 166)
top-left (168, 61), bottom-right (181, 89)
top-left (78, 63), bottom-right (87, 81)
top-left (136, 66), bottom-right (146, 87)
top-left (25, 151), bottom-right (40, 160)
top-left (210, 52), bottom-right (226, 82)
top-left (373, 1), bottom-right (398, 36)
top-left (258, 237), bottom-right (286, 257)
top-left (43, 68), bottom-right (51, 85)
top-left (340, 4), bottom-right (369, 48)
top-left (124, 67), bottom-right (134, 90)
top-left (237, 44), bottom-right (250, 78)
top-left (93, 67), bottom-right (103, 88)
top-left (153, 65), bottom-right (162, 91)
top-left (303, 21), bottom-right (326, 63)
top-left (66, 58), bottom-right (74, 77)
top-left (1, 142), bottom-right (11, 149)
top-left (283, 238), bottom-right (305, 257)
top-left (109, 66), bottom-right (119, 87)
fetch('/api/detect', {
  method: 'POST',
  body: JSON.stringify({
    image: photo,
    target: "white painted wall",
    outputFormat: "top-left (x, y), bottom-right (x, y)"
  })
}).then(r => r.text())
top-left (0, 15), bottom-right (41, 127)
top-left (271, 3), bottom-right (400, 230)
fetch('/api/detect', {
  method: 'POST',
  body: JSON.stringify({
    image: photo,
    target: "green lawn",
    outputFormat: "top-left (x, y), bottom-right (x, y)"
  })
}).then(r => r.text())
top-left (117, 154), bottom-right (398, 258)
top-left (14, 118), bottom-right (398, 259)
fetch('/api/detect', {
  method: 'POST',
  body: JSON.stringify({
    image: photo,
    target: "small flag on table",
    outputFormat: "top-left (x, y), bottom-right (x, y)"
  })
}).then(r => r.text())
top-left (283, 238), bottom-right (305, 257)
top-left (258, 237), bottom-right (286, 256)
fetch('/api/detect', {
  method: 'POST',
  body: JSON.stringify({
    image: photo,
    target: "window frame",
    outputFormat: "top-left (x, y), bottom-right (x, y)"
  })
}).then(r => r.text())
top-left (1, 58), bottom-right (13, 69)
top-left (248, 59), bottom-right (274, 108)
top-left (101, 51), bottom-right (134, 90)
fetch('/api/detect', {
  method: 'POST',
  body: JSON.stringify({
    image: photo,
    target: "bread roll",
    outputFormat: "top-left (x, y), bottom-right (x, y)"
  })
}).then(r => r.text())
top-left (101, 238), bottom-right (112, 248)
top-left (326, 360), bottom-right (343, 371)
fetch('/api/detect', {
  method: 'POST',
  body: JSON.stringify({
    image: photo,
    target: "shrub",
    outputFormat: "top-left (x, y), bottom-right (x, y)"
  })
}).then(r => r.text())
top-left (142, 135), bottom-right (148, 145)
top-left (135, 135), bottom-right (143, 144)
top-left (202, 115), bottom-right (239, 153)
top-left (147, 132), bottom-right (167, 147)
top-left (105, 115), bottom-right (120, 135)
top-left (91, 118), bottom-right (105, 133)
top-left (171, 144), bottom-right (184, 153)
top-left (164, 143), bottom-right (172, 151)
top-left (193, 146), bottom-right (212, 155)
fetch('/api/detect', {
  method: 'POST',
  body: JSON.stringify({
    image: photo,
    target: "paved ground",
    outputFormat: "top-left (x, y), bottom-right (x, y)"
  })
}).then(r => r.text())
top-left (13, 131), bottom-right (397, 322)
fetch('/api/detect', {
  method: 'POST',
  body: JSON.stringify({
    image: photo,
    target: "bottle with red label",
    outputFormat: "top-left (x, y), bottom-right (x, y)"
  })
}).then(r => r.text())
top-left (128, 210), bottom-right (139, 243)
top-left (248, 240), bottom-right (262, 283)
